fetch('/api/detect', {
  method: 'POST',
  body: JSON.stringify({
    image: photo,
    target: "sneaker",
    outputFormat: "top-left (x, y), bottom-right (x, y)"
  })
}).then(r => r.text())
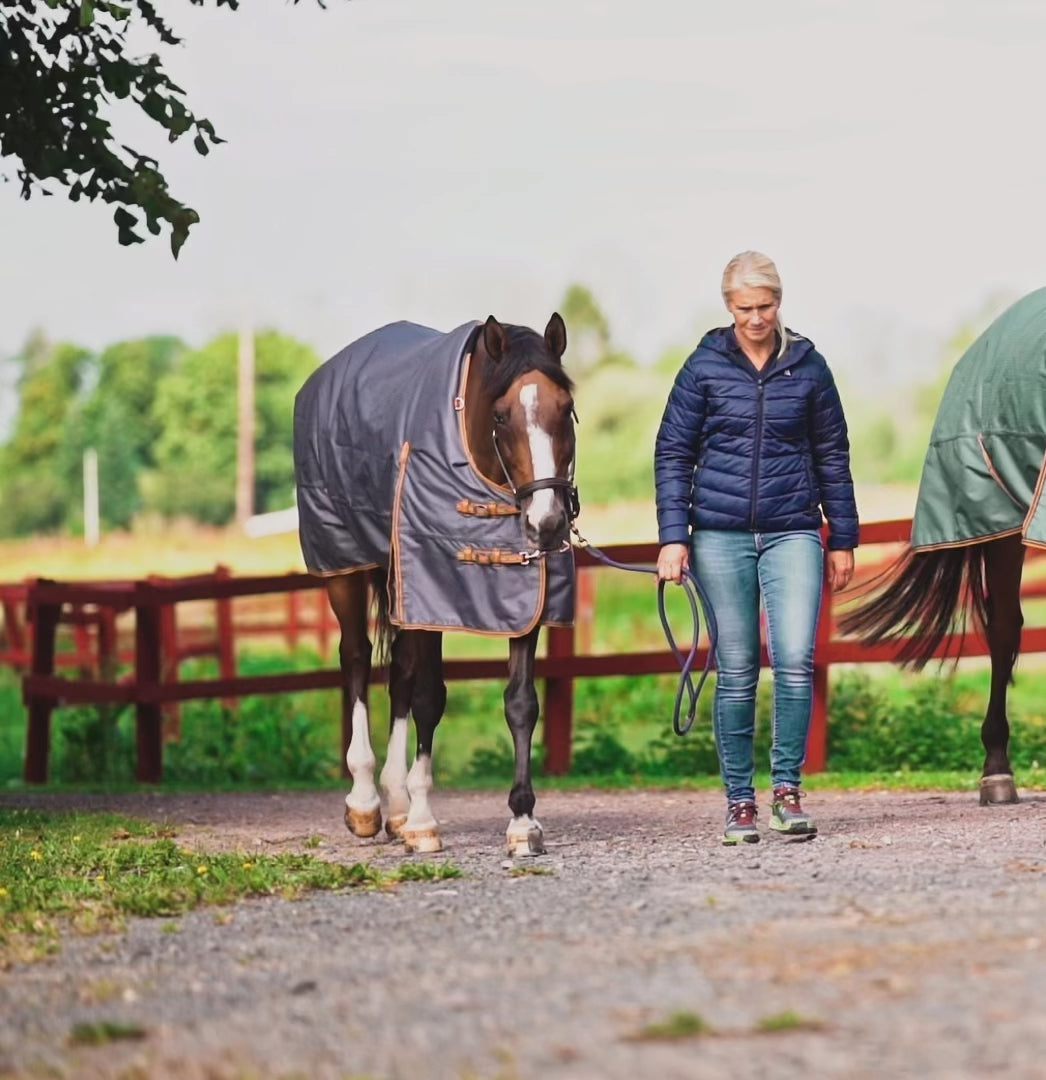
top-left (723, 800), bottom-right (759, 845)
top-left (770, 786), bottom-right (818, 837)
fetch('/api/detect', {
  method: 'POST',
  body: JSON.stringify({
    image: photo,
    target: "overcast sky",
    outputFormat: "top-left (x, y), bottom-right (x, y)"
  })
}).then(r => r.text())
top-left (2, 0), bottom-right (1045, 398)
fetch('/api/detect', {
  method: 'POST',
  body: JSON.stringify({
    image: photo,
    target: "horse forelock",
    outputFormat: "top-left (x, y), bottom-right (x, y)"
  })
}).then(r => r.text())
top-left (474, 324), bottom-right (574, 402)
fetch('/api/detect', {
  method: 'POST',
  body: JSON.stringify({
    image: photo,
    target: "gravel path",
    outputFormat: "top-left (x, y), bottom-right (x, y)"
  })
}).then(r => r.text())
top-left (2, 786), bottom-right (1046, 1079)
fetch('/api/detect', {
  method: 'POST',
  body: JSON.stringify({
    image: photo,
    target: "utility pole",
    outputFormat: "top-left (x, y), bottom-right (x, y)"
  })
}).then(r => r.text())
top-left (236, 324), bottom-right (255, 528)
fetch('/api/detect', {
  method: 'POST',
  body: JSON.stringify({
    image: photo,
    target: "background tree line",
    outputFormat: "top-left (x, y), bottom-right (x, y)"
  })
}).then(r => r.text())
top-left (0, 287), bottom-right (1007, 539)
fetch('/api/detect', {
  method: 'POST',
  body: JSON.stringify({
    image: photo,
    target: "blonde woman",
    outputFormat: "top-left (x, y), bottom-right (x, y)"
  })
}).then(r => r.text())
top-left (654, 252), bottom-right (858, 844)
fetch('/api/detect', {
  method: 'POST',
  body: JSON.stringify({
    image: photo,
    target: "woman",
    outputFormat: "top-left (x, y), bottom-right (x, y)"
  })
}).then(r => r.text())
top-left (655, 251), bottom-right (858, 845)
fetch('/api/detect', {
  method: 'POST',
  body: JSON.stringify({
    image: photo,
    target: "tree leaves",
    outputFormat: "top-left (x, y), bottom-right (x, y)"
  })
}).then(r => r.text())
top-left (0, 1), bottom-right (323, 257)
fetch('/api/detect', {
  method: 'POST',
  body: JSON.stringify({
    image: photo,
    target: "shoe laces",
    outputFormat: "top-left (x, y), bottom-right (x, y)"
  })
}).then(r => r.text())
top-left (773, 786), bottom-right (803, 809)
top-left (727, 800), bottom-right (757, 826)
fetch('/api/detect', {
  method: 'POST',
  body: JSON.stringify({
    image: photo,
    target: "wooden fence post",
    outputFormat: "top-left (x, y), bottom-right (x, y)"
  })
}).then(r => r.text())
top-left (576, 568), bottom-right (594, 656)
top-left (805, 563), bottom-right (833, 775)
top-left (134, 582), bottom-right (164, 783)
top-left (23, 582), bottom-right (61, 784)
top-left (214, 565), bottom-right (237, 710)
top-left (543, 624), bottom-right (575, 775)
top-left (149, 575), bottom-right (181, 742)
top-left (287, 589), bottom-right (300, 651)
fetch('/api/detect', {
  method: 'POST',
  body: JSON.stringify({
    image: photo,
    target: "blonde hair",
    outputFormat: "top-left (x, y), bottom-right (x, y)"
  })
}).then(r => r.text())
top-left (721, 251), bottom-right (788, 360)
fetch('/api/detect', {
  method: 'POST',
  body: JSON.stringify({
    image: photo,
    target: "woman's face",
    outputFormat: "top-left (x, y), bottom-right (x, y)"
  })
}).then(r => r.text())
top-left (726, 286), bottom-right (779, 350)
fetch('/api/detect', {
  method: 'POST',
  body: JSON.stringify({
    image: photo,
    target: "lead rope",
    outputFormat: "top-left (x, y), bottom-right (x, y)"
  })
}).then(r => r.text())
top-left (571, 526), bottom-right (718, 736)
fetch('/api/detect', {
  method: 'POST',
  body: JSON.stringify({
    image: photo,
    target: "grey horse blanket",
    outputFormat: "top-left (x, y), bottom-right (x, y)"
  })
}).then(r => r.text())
top-left (293, 320), bottom-right (575, 633)
top-left (912, 288), bottom-right (1046, 550)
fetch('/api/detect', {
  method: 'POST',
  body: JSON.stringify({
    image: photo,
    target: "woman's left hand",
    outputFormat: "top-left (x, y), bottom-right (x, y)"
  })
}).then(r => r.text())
top-left (827, 549), bottom-right (855, 592)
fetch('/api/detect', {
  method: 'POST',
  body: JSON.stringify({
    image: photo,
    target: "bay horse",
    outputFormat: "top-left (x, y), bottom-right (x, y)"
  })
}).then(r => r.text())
top-left (294, 314), bottom-right (577, 856)
top-left (840, 288), bottom-right (1046, 804)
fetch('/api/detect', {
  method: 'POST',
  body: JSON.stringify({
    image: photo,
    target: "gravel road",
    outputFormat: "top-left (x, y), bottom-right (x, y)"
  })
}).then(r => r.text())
top-left (2, 786), bottom-right (1046, 1080)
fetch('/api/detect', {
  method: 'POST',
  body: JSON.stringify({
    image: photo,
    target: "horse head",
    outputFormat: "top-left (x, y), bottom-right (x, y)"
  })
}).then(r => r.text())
top-left (467, 312), bottom-right (578, 553)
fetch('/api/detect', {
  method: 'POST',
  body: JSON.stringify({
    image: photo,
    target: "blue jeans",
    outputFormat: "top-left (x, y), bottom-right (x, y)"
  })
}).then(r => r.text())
top-left (691, 530), bottom-right (824, 803)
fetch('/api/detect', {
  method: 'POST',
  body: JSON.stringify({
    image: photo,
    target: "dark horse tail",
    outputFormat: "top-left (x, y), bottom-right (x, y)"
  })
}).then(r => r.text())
top-left (369, 567), bottom-right (395, 668)
top-left (838, 544), bottom-right (988, 669)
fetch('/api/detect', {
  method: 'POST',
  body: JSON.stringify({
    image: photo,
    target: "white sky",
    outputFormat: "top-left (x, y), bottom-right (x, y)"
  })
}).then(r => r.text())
top-left (2, 0), bottom-right (1045, 399)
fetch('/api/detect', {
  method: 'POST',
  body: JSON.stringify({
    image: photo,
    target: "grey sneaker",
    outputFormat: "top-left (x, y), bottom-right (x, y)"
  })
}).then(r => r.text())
top-left (723, 800), bottom-right (759, 845)
top-left (770, 786), bottom-right (818, 836)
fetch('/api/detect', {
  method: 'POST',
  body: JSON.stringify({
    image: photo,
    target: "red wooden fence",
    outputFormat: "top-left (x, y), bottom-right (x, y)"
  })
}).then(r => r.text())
top-left (12, 517), bottom-right (1046, 785)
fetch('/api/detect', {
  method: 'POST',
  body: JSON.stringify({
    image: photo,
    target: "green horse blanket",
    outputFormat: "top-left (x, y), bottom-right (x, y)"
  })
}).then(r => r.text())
top-left (912, 287), bottom-right (1046, 550)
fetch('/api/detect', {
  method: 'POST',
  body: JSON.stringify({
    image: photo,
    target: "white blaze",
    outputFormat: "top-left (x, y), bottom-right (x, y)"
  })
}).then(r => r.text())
top-left (519, 382), bottom-right (556, 532)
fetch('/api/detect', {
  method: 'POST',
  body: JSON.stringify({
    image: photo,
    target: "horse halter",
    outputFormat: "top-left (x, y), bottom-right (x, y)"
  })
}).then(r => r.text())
top-left (490, 414), bottom-right (581, 535)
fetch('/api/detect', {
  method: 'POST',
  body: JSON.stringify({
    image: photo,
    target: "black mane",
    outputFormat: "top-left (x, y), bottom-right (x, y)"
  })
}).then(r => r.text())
top-left (476, 324), bottom-right (574, 400)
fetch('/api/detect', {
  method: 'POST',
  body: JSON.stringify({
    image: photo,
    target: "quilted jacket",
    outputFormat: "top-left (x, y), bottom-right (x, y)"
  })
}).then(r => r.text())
top-left (654, 327), bottom-right (859, 551)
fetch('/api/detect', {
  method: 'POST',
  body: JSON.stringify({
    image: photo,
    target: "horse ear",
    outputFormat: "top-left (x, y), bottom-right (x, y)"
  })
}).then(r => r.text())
top-left (544, 312), bottom-right (567, 361)
top-left (483, 316), bottom-right (508, 361)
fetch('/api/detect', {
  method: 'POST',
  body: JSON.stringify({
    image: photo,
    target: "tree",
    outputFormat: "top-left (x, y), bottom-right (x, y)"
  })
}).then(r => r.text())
top-left (143, 330), bottom-right (319, 524)
top-left (1, 1), bottom-right (325, 257)
top-left (0, 337), bottom-right (91, 536)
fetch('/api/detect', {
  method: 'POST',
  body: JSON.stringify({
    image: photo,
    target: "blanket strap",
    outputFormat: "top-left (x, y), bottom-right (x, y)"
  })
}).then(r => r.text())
top-left (455, 499), bottom-right (520, 518)
top-left (456, 546), bottom-right (530, 566)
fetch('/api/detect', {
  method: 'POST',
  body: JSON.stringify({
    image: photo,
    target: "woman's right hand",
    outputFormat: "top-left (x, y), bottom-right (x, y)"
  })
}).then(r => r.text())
top-left (657, 542), bottom-right (689, 585)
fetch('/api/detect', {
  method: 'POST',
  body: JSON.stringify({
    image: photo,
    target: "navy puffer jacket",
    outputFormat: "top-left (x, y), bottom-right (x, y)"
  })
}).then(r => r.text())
top-left (655, 327), bottom-right (859, 551)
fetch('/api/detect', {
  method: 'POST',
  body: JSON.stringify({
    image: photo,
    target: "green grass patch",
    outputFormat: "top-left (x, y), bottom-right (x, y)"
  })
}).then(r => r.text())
top-left (628, 1010), bottom-right (713, 1041)
top-left (756, 1010), bottom-right (827, 1034)
top-left (68, 1020), bottom-right (148, 1046)
top-left (0, 808), bottom-right (460, 967)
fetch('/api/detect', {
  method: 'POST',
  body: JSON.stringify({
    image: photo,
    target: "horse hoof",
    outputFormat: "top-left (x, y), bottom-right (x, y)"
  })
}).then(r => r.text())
top-left (979, 774), bottom-right (1019, 806)
top-left (506, 826), bottom-right (546, 858)
top-left (344, 803), bottom-right (383, 838)
top-left (385, 814), bottom-right (408, 840)
top-left (403, 828), bottom-right (442, 854)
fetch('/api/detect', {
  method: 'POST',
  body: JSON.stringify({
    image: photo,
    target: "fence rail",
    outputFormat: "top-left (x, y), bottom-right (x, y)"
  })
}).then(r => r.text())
top-left (10, 517), bottom-right (1046, 785)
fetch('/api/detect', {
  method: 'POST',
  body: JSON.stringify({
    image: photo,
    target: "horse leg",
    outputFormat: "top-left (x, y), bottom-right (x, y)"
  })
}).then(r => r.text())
top-left (401, 630), bottom-right (446, 854)
top-left (380, 632), bottom-right (415, 840)
top-left (504, 626), bottom-right (546, 857)
top-left (979, 534), bottom-right (1024, 805)
top-left (327, 574), bottom-right (382, 837)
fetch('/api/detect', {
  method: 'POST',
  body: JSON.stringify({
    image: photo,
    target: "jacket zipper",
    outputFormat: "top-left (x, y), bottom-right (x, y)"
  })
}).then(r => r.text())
top-left (748, 379), bottom-right (765, 529)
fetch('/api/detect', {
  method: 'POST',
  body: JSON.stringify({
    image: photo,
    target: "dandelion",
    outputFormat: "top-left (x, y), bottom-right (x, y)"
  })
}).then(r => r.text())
top-left (0, 886), bottom-right (8, 897)
top-left (241, 862), bottom-right (253, 870)
top-left (29, 850), bottom-right (42, 861)
top-left (196, 866), bottom-right (209, 876)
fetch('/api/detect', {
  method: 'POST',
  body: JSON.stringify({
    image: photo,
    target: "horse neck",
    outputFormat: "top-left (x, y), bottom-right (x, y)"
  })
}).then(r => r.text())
top-left (463, 345), bottom-right (504, 485)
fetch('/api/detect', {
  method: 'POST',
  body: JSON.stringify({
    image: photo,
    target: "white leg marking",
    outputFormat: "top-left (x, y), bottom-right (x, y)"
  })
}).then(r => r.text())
top-left (402, 752), bottom-right (441, 852)
top-left (345, 699), bottom-right (379, 813)
top-left (506, 814), bottom-right (546, 857)
top-left (380, 715), bottom-right (411, 829)
top-left (519, 383), bottom-right (556, 533)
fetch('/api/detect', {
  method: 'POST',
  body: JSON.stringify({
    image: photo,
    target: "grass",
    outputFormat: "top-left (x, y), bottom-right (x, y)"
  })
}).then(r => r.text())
top-left (756, 1010), bottom-right (827, 1034)
top-left (628, 1011), bottom-right (713, 1041)
top-left (0, 808), bottom-right (460, 967)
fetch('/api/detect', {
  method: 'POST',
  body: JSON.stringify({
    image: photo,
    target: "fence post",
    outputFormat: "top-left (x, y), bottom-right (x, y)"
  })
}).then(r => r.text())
top-left (134, 581), bottom-right (164, 783)
top-left (149, 575), bottom-right (181, 742)
top-left (214, 565), bottom-right (237, 710)
top-left (805, 564), bottom-right (833, 775)
top-left (23, 582), bottom-right (61, 784)
top-left (287, 588), bottom-right (300, 651)
top-left (577, 568), bottom-right (595, 656)
top-left (543, 624), bottom-right (575, 775)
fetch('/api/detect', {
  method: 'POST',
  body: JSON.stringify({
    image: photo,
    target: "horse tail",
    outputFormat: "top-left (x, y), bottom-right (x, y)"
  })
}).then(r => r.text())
top-left (369, 567), bottom-right (395, 669)
top-left (838, 544), bottom-right (988, 669)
